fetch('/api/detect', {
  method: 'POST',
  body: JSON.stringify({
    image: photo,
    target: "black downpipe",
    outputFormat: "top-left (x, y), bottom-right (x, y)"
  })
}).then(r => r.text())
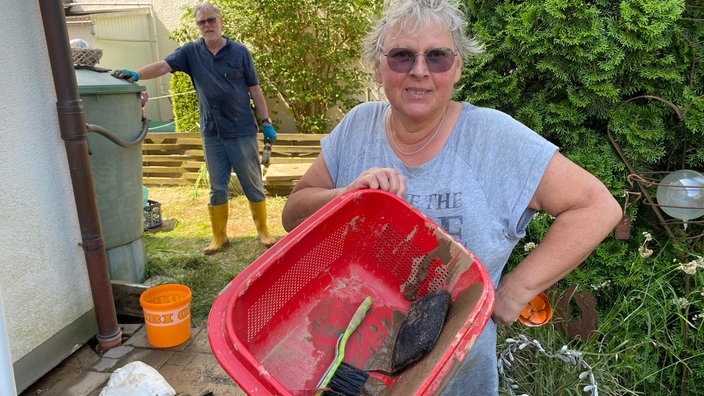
top-left (39, 0), bottom-right (122, 351)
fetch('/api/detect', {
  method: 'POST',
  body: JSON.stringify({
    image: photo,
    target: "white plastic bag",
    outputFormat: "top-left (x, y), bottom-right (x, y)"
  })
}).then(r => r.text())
top-left (99, 361), bottom-right (176, 396)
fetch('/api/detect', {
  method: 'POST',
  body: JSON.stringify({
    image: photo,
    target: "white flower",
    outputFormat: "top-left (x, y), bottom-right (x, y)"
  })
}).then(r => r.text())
top-left (676, 297), bottom-right (690, 309)
top-left (524, 242), bottom-right (537, 252)
top-left (591, 280), bottom-right (611, 291)
top-left (676, 257), bottom-right (703, 275)
top-left (639, 246), bottom-right (653, 259)
top-left (678, 261), bottom-right (699, 275)
top-left (642, 232), bottom-right (652, 242)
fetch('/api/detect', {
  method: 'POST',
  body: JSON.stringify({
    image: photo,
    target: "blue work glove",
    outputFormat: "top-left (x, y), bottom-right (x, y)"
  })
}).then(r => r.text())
top-left (111, 69), bottom-right (139, 82)
top-left (262, 124), bottom-right (277, 143)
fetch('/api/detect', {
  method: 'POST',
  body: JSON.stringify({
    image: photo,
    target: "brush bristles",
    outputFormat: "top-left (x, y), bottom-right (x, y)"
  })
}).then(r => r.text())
top-left (324, 362), bottom-right (370, 396)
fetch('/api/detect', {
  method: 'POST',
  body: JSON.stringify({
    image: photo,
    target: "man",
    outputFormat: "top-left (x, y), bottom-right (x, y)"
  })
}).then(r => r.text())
top-left (113, 1), bottom-right (277, 253)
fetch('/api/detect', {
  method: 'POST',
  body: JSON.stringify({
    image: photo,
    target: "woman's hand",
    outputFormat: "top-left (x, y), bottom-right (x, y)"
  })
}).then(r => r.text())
top-left (283, 159), bottom-right (406, 231)
top-left (492, 272), bottom-right (534, 326)
top-left (345, 167), bottom-right (406, 198)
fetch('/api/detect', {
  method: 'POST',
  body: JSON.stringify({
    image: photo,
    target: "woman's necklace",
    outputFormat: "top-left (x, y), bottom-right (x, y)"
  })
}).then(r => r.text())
top-left (389, 108), bottom-right (448, 156)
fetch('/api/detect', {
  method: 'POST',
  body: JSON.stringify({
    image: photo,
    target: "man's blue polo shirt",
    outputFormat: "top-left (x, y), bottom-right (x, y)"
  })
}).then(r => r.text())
top-left (165, 37), bottom-right (259, 138)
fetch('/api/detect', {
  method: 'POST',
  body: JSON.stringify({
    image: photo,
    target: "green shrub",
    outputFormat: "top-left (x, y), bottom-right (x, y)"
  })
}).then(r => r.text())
top-left (169, 71), bottom-right (199, 133)
top-left (458, 1), bottom-right (704, 393)
top-left (168, 0), bottom-right (382, 134)
top-left (459, 0), bottom-right (703, 183)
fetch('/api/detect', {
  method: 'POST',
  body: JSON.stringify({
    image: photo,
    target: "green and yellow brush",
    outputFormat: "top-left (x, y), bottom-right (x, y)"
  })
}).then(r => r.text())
top-left (316, 290), bottom-right (450, 395)
top-left (316, 296), bottom-right (372, 396)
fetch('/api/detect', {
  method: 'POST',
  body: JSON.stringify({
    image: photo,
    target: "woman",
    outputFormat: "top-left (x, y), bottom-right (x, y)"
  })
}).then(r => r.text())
top-left (282, 0), bottom-right (622, 393)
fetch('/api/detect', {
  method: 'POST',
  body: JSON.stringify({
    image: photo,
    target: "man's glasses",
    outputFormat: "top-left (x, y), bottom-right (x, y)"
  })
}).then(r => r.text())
top-left (383, 47), bottom-right (457, 73)
top-left (196, 17), bottom-right (217, 27)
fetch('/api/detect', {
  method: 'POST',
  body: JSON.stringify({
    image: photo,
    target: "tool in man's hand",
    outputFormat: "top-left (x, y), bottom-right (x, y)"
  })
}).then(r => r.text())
top-left (261, 137), bottom-right (272, 167)
top-left (261, 120), bottom-right (276, 168)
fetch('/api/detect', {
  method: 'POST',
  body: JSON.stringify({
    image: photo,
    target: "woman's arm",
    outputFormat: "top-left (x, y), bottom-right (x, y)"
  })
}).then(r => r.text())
top-left (492, 152), bottom-right (622, 325)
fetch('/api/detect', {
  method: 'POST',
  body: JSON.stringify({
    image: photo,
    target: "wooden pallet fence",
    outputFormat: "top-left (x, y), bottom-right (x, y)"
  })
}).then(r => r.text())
top-left (142, 132), bottom-right (325, 193)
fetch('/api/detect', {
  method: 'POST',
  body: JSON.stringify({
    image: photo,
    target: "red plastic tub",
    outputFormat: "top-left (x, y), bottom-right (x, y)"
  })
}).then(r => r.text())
top-left (208, 189), bottom-right (494, 395)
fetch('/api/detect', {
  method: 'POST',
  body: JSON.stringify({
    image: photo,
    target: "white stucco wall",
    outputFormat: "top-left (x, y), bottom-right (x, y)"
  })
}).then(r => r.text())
top-left (0, 0), bottom-right (94, 363)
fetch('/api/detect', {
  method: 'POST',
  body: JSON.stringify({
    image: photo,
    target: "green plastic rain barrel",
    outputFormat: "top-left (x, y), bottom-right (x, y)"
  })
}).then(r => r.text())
top-left (76, 69), bottom-right (146, 283)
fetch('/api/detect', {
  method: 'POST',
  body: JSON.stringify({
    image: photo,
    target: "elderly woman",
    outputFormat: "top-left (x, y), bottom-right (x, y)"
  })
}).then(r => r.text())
top-left (282, 0), bottom-right (621, 393)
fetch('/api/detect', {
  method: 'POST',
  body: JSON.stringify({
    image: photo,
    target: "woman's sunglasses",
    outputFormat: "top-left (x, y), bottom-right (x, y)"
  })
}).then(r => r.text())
top-left (383, 47), bottom-right (457, 73)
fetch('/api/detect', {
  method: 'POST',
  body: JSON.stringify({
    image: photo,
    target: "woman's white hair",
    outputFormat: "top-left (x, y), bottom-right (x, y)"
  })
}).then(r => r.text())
top-left (362, 0), bottom-right (483, 68)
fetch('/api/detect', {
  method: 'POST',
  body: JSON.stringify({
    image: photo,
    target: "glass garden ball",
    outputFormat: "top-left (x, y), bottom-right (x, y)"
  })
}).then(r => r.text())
top-left (70, 39), bottom-right (89, 49)
top-left (656, 169), bottom-right (704, 222)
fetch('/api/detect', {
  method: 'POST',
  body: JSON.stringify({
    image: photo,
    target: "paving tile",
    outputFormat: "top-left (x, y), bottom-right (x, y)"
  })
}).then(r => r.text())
top-left (177, 381), bottom-right (247, 396)
top-left (124, 324), bottom-right (199, 352)
top-left (21, 368), bottom-right (109, 396)
top-left (20, 363), bottom-right (82, 395)
top-left (61, 344), bottom-right (102, 369)
top-left (119, 347), bottom-right (175, 372)
top-left (20, 322), bottom-right (247, 396)
top-left (119, 323), bottom-right (143, 337)
top-left (91, 357), bottom-right (119, 372)
top-left (158, 352), bottom-right (244, 395)
top-left (102, 345), bottom-right (134, 359)
top-left (164, 349), bottom-right (196, 367)
top-left (62, 371), bottom-right (110, 396)
top-left (188, 326), bottom-right (214, 354)
top-left (121, 325), bottom-right (152, 348)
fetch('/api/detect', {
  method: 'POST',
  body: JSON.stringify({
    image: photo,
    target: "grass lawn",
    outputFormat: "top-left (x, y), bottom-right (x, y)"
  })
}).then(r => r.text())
top-left (143, 185), bottom-right (290, 324)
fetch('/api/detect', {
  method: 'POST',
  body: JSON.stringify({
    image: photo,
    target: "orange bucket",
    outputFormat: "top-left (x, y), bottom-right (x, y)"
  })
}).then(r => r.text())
top-left (139, 284), bottom-right (192, 348)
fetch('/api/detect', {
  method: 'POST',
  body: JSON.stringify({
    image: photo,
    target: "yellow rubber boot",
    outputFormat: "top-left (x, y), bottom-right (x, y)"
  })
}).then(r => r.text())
top-left (203, 203), bottom-right (230, 255)
top-left (249, 200), bottom-right (276, 248)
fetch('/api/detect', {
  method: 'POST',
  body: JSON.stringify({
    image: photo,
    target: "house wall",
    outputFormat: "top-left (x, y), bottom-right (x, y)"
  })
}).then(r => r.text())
top-left (1, 0), bottom-right (97, 392)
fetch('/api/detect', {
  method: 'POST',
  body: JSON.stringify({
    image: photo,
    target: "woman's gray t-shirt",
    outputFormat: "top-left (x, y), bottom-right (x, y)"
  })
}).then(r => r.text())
top-left (321, 101), bottom-right (557, 394)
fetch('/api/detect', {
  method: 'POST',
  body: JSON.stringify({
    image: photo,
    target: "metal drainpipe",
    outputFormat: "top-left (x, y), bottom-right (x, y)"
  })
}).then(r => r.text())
top-left (39, 0), bottom-right (122, 351)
